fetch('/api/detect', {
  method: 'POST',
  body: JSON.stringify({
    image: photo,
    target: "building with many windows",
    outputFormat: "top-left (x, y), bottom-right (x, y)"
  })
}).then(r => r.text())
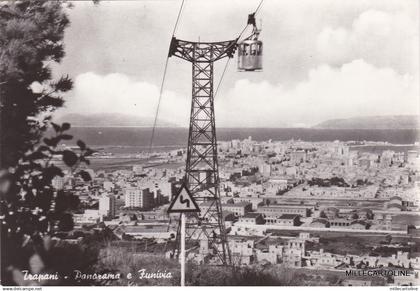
top-left (257, 205), bottom-right (310, 219)
top-left (124, 187), bottom-right (154, 209)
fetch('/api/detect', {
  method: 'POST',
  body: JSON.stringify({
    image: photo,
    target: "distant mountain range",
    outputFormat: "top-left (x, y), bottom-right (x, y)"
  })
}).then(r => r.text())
top-left (56, 113), bottom-right (419, 129)
top-left (55, 113), bottom-right (177, 127)
top-left (313, 115), bottom-right (420, 130)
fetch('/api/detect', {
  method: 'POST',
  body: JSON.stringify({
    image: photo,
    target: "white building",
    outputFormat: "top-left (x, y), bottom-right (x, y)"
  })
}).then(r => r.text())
top-left (133, 165), bottom-right (144, 174)
top-left (258, 163), bottom-right (272, 177)
top-left (124, 187), bottom-right (153, 209)
top-left (99, 194), bottom-right (116, 218)
top-left (52, 176), bottom-right (65, 190)
top-left (74, 209), bottom-right (101, 225)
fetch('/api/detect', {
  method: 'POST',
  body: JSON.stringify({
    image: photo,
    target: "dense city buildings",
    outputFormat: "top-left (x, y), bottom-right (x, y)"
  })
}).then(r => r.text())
top-left (56, 137), bottom-right (420, 286)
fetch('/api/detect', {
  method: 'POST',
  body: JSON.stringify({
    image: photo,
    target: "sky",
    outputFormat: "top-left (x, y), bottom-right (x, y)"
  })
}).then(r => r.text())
top-left (52, 0), bottom-right (419, 127)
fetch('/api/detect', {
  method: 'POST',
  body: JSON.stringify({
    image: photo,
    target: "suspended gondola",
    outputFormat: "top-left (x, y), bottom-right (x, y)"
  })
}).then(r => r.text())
top-left (237, 13), bottom-right (263, 71)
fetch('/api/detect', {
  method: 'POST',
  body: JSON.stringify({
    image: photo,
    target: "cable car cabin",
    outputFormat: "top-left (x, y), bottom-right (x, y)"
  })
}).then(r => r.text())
top-left (237, 39), bottom-right (263, 71)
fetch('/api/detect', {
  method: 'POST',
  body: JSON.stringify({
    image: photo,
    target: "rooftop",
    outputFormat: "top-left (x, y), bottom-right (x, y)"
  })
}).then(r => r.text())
top-left (311, 218), bottom-right (329, 225)
top-left (389, 196), bottom-right (403, 201)
top-left (223, 201), bottom-right (252, 207)
top-left (278, 214), bottom-right (299, 220)
top-left (200, 201), bottom-right (251, 207)
top-left (258, 205), bottom-right (310, 209)
top-left (387, 203), bottom-right (403, 209)
top-left (242, 213), bottom-right (263, 219)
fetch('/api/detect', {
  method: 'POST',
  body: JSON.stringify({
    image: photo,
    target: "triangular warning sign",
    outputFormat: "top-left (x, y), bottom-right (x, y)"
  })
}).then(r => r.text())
top-left (167, 183), bottom-right (200, 213)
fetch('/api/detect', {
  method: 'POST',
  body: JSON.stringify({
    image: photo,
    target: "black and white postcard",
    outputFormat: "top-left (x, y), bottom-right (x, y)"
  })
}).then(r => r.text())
top-left (0, 0), bottom-right (419, 289)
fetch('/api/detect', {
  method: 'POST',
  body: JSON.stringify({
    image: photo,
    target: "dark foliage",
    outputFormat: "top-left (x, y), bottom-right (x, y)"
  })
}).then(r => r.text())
top-left (0, 0), bottom-right (72, 168)
top-left (0, 0), bottom-right (98, 285)
top-left (308, 177), bottom-right (349, 187)
top-left (186, 265), bottom-right (294, 286)
top-left (0, 122), bottom-right (94, 285)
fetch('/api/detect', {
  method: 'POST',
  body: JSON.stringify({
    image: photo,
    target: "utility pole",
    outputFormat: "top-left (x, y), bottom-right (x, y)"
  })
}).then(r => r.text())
top-left (168, 37), bottom-right (237, 265)
top-left (180, 212), bottom-right (186, 286)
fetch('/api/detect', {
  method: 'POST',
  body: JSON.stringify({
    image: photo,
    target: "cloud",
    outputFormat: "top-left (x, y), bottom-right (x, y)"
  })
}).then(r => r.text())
top-left (62, 59), bottom-right (418, 128)
top-left (61, 72), bottom-right (190, 126)
top-left (316, 9), bottom-right (418, 73)
top-left (216, 59), bottom-right (419, 127)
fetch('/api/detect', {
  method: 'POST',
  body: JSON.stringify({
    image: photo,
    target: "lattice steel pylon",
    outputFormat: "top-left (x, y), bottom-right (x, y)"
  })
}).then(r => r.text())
top-left (168, 37), bottom-right (237, 265)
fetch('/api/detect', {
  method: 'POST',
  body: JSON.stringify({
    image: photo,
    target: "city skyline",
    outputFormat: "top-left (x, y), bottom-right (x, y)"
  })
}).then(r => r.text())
top-left (44, 136), bottom-right (420, 286)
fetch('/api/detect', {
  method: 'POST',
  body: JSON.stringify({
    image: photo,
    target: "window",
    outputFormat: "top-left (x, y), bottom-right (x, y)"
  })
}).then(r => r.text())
top-left (250, 43), bottom-right (257, 56)
top-left (244, 44), bottom-right (250, 56)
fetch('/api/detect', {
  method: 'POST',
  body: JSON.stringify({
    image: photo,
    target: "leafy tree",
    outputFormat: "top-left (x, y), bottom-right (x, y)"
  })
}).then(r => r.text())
top-left (0, 0), bottom-right (97, 285)
top-left (187, 265), bottom-right (295, 286)
top-left (0, 123), bottom-right (94, 285)
top-left (0, 0), bottom-right (72, 168)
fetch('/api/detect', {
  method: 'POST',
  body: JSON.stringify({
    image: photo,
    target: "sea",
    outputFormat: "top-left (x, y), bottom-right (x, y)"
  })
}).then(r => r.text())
top-left (66, 127), bottom-right (420, 155)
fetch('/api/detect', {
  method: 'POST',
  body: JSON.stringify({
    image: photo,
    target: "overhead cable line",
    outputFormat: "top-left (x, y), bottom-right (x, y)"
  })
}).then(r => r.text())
top-left (255, 0), bottom-right (264, 14)
top-left (214, 58), bottom-right (231, 99)
top-left (148, 0), bottom-right (185, 153)
top-left (150, 0), bottom-right (263, 150)
top-left (238, 0), bottom-right (264, 40)
top-left (215, 0), bottom-right (264, 99)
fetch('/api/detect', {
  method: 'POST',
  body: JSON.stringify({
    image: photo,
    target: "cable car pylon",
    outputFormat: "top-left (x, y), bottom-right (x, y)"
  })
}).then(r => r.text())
top-left (166, 6), bottom-right (263, 266)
